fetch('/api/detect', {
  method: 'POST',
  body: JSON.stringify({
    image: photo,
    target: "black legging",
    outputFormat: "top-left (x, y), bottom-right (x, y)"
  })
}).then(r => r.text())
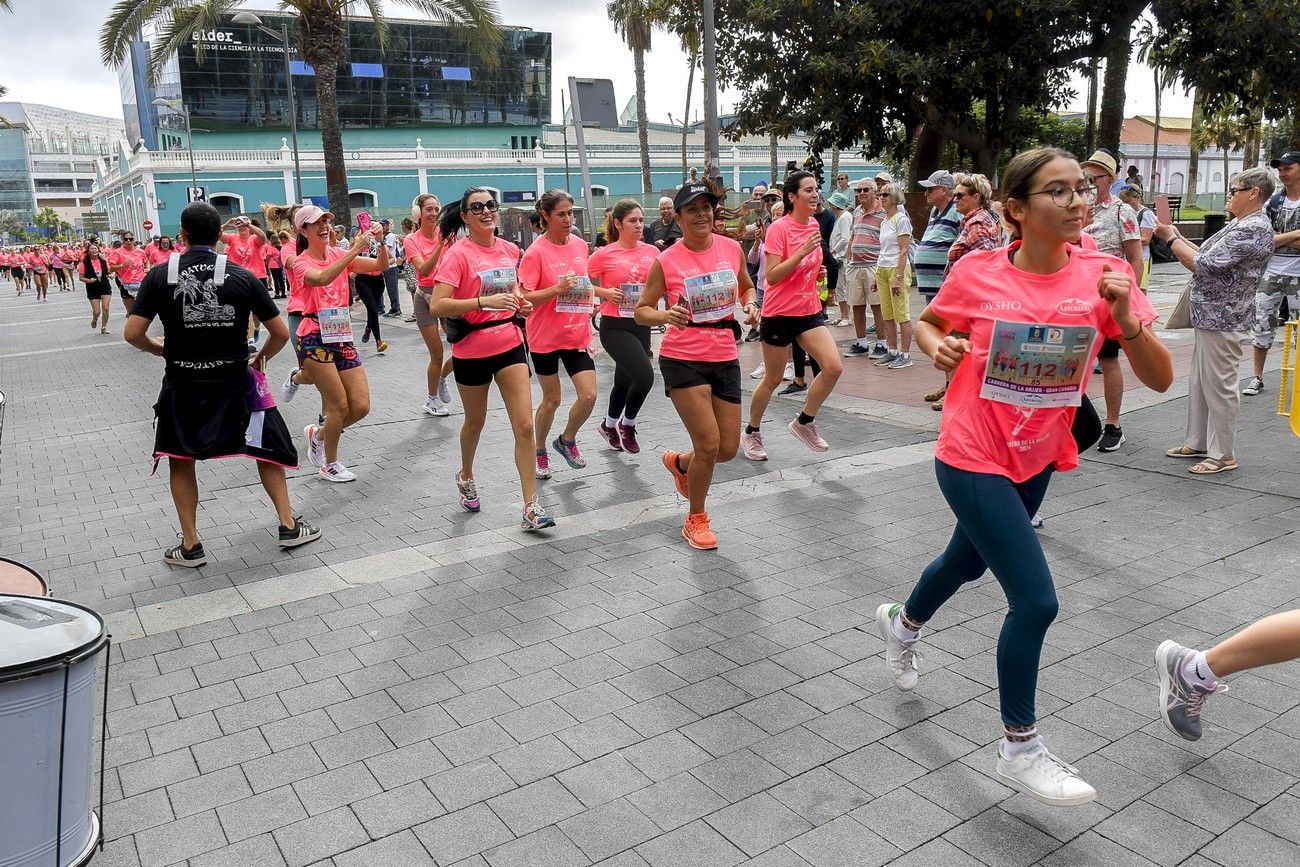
top-left (599, 318), bottom-right (654, 421)
top-left (354, 273), bottom-right (384, 342)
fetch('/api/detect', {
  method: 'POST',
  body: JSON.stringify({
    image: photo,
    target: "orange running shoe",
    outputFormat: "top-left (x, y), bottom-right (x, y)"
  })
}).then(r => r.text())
top-left (682, 512), bottom-right (718, 550)
top-left (662, 450), bottom-right (689, 498)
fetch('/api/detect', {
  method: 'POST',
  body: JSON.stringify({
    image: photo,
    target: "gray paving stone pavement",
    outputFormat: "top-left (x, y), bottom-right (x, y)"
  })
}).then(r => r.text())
top-left (3, 266), bottom-right (1300, 866)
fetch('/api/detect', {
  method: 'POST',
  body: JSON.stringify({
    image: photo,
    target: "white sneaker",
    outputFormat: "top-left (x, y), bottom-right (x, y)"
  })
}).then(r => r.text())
top-left (438, 376), bottom-right (453, 405)
top-left (876, 602), bottom-right (920, 690)
top-left (304, 425), bottom-right (325, 468)
top-left (782, 362), bottom-right (795, 380)
top-left (320, 461), bottom-right (356, 483)
top-left (749, 363), bottom-right (766, 380)
top-left (281, 369), bottom-right (299, 404)
top-left (996, 743), bottom-right (1097, 806)
top-left (424, 396), bottom-right (450, 417)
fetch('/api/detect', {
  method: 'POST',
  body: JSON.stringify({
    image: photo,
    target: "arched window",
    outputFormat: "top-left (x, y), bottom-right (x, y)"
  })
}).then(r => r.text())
top-left (1168, 173), bottom-right (1184, 195)
top-left (1211, 172), bottom-right (1223, 187)
top-left (349, 190), bottom-right (377, 211)
top-left (587, 185), bottom-right (610, 198)
top-left (208, 193), bottom-right (245, 217)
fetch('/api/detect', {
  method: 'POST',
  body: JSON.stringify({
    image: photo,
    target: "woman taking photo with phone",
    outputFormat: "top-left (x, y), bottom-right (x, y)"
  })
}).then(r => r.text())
top-left (404, 194), bottom-right (457, 417)
top-left (290, 205), bottom-right (389, 483)
top-left (741, 170), bottom-right (844, 462)
top-left (429, 188), bottom-right (554, 531)
top-left (874, 147), bottom-right (1171, 805)
top-left (636, 182), bottom-right (759, 550)
top-left (588, 199), bottom-right (659, 454)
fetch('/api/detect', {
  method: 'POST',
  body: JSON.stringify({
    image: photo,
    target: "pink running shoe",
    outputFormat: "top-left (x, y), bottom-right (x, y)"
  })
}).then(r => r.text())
top-left (788, 418), bottom-right (829, 452)
top-left (740, 430), bottom-right (768, 462)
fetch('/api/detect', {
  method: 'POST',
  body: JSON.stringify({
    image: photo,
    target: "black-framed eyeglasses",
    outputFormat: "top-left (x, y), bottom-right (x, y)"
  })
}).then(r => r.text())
top-left (1226, 187), bottom-right (1249, 197)
top-left (855, 188), bottom-right (872, 194)
top-left (467, 200), bottom-right (500, 214)
top-left (1025, 183), bottom-right (1098, 208)
top-left (122, 236), bottom-right (135, 241)
top-left (1084, 173), bottom-right (1110, 187)
top-left (952, 192), bottom-right (970, 201)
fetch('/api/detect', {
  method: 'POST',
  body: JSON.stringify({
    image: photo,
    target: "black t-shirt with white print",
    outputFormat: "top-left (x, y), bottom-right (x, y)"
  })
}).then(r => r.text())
top-left (132, 249), bottom-right (280, 375)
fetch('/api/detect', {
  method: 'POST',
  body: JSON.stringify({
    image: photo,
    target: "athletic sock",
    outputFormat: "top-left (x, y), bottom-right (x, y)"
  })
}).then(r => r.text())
top-left (1001, 732), bottom-right (1043, 759)
top-left (605, 416), bottom-right (619, 428)
top-left (622, 417), bottom-right (636, 427)
top-left (1183, 651), bottom-right (1219, 688)
top-left (745, 424), bottom-right (760, 435)
top-left (891, 612), bottom-right (919, 643)
top-left (857, 338), bottom-right (870, 349)
top-left (798, 412), bottom-right (815, 426)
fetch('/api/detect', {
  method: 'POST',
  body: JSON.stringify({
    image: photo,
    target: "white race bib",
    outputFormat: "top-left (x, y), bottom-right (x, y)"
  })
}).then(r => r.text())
top-left (318, 306), bottom-right (353, 344)
top-left (478, 267), bottom-right (516, 297)
top-left (618, 283), bottom-right (644, 318)
top-left (683, 269), bottom-right (737, 323)
top-left (555, 276), bottom-right (595, 315)
top-left (978, 320), bottom-right (1098, 408)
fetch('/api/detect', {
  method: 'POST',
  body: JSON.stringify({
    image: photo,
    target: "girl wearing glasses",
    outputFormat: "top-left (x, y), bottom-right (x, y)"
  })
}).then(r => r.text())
top-left (875, 148), bottom-right (1171, 806)
top-left (520, 189), bottom-right (598, 480)
top-left (429, 188), bottom-right (554, 531)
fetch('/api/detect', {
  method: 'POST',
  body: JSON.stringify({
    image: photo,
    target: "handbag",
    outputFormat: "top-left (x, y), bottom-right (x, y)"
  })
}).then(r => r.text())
top-left (1166, 285), bottom-right (1192, 330)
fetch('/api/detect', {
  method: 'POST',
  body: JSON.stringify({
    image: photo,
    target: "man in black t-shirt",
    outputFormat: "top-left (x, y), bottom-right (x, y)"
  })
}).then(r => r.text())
top-left (126, 202), bottom-right (321, 568)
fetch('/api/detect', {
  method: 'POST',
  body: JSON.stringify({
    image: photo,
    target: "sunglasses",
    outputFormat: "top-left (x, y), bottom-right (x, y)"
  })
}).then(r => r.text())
top-left (467, 200), bottom-right (500, 214)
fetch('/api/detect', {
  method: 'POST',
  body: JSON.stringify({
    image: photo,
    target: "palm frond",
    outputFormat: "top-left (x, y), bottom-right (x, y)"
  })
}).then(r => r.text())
top-left (398, 0), bottom-right (502, 58)
top-left (355, 0), bottom-right (390, 52)
top-left (146, 1), bottom-right (240, 85)
top-left (100, 0), bottom-right (183, 68)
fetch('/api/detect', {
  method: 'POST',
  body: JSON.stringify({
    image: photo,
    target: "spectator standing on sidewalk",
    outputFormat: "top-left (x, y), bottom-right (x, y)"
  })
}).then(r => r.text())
top-left (380, 218), bottom-right (403, 318)
top-left (124, 202), bottom-right (321, 567)
top-left (826, 190), bottom-right (853, 327)
top-left (1154, 167), bottom-right (1276, 475)
top-left (648, 197), bottom-right (682, 250)
top-left (913, 170), bottom-right (961, 305)
top-left (843, 181), bottom-right (889, 361)
top-left (874, 183), bottom-right (915, 369)
top-left (1079, 149), bottom-right (1144, 452)
top-left (1242, 150), bottom-right (1300, 397)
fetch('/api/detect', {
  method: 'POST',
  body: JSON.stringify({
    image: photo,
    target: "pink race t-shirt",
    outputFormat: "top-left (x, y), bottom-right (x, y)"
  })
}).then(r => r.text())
top-left (265, 246), bottom-right (282, 270)
top-left (283, 253), bottom-right (306, 314)
top-left (588, 241), bottom-right (659, 320)
top-left (290, 246), bottom-right (351, 338)
top-left (520, 234), bottom-right (593, 354)
top-left (432, 236), bottom-right (525, 360)
top-left (110, 247), bottom-right (148, 283)
top-left (222, 232), bottom-right (268, 279)
top-left (761, 214), bottom-right (823, 317)
top-left (656, 235), bottom-right (745, 363)
top-left (931, 243), bottom-right (1158, 482)
top-left (403, 229), bottom-right (444, 289)
top-left (146, 246), bottom-right (171, 266)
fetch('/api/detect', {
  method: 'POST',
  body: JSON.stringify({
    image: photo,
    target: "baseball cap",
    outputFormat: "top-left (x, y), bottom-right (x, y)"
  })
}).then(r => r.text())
top-left (379, 218), bottom-right (392, 225)
top-left (1271, 151), bottom-right (1300, 168)
top-left (1080, 149), bottom-right (1119, 178)
top-left (918, 170), bottom-right (956, 190)
top-left (874, 171), bottom-right (893, 183)
top-left (674, 183), bottom-right (719, 212)
top-left (292, 204), bottom-right (335, 231)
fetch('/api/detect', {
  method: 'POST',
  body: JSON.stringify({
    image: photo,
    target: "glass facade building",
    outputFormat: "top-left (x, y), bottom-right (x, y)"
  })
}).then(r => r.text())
top-left (141, 14), bottom-right (550, 138)
top-left (0, 128), bottom-right (36, 217)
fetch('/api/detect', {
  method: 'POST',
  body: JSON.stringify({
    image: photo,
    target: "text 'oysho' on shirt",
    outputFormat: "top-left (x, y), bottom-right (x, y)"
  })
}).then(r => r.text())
top-left (432, 235), bottom-right (524, 360)
top-left (588, 241), bottom-right (659, 321)
top-left (520, 234), bottom-right (593, 354)
top-left (657, 235), bottom-right (746, 364)
top-left (761, 215), bottom-right (823, 317)
top-left (930, 243), bottom-right (1157, 483)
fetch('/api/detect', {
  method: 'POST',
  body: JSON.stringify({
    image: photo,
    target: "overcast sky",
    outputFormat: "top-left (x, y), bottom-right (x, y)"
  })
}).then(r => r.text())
top-left (0, 0), bottom-right (1195, 132)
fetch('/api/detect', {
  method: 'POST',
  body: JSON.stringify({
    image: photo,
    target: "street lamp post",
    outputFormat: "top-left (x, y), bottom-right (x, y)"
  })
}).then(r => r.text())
top-left (232, 12), bottom-right (304, 203)
top-left (152, 98), bottom-right (197, 189)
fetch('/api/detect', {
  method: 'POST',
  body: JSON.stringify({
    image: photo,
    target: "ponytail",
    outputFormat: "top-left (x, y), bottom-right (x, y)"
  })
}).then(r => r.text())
top-left (604, 199), bottom-right (642, 244)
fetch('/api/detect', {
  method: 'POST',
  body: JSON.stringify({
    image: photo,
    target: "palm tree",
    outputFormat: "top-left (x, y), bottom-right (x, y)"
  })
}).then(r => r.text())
top-left (100, 0), bottom-right (501, 227)
top-left (1190, 101), bottom-right (1246, 204)
top-left (1187, 88), bottom-right (1204, 203)
top-left (1135, 17), bottom-right (1175, 192)
top-left (607, 0), bottom-right (656, 193)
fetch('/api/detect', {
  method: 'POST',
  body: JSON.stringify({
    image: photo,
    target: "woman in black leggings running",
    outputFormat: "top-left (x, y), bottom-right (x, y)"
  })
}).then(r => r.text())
top-left (354, 222), bottom-right (389, 354)
top-left (588, 200), bottom-right (659, 453)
